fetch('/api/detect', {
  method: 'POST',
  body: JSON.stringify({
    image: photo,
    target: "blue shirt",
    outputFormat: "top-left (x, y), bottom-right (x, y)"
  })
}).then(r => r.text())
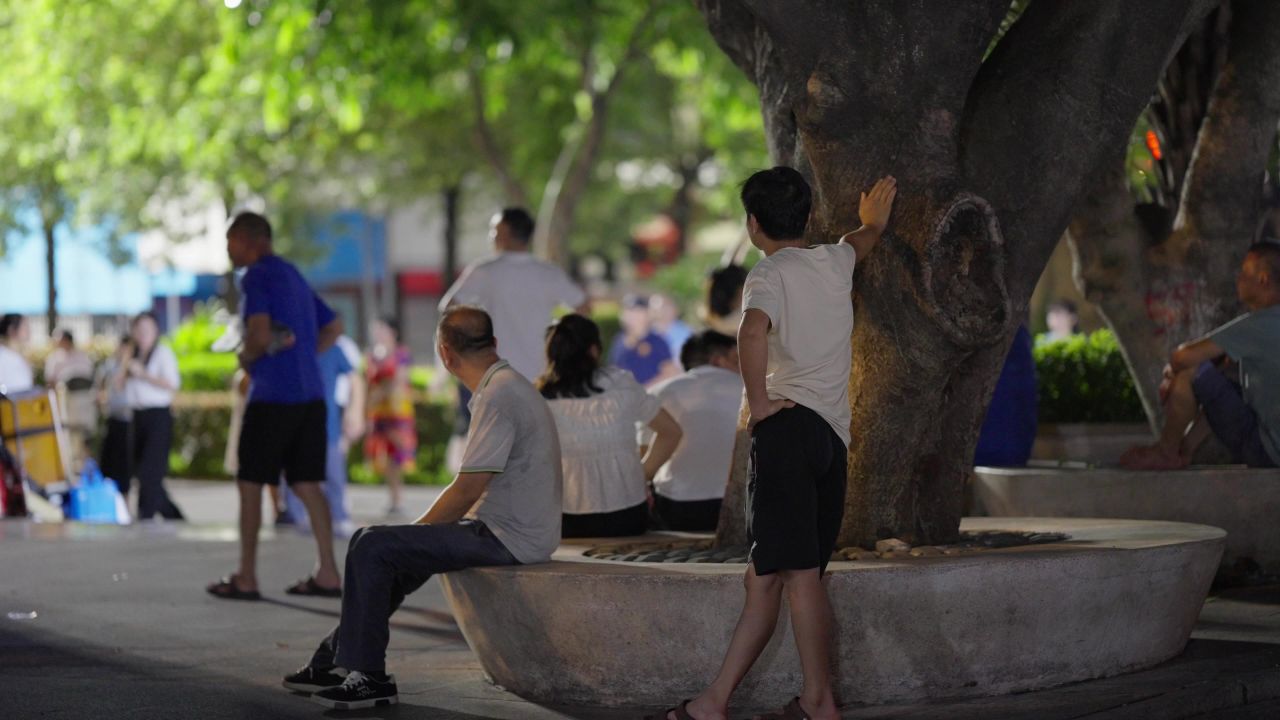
top-left (974, 326), bottom-right (1038, 467)
top-left (608, 332), bottom-right (672, 386)
top-left (318, 344), bottom-right (355, 445)
top-left (241, 255), bottom-right (336, 404)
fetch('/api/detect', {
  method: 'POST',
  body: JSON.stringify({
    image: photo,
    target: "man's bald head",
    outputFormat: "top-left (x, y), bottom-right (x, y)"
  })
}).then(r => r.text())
top-left (438, 306), bottom-right (497, 357)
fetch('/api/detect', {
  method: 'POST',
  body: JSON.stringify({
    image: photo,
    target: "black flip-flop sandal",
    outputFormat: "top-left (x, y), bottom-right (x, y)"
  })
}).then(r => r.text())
top-left (285, 577), bottom-right (343, 598)
top-left (206, 575), bottom-right (262, 601)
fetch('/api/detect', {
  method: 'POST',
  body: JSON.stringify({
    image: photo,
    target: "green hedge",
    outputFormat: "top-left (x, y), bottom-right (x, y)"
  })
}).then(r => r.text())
top-left (168, 394), bottom-right (457, 486)
top-left (1034, 330), bottom-right (1146, 423)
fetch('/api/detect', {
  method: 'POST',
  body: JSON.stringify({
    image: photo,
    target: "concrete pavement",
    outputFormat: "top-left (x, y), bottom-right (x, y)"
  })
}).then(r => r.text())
top-left (3, 480), bottom-right (1280, 719)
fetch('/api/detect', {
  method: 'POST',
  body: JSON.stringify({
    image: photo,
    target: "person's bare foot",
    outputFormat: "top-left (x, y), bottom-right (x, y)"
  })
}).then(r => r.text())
top-left (1118, 444), bottom-right (1188, 470)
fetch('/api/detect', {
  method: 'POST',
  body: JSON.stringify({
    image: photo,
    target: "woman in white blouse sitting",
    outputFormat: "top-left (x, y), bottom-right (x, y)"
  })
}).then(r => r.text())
top-left (538, 314), bottom-right (683, 537)
top-left (112, 312), bottom-right (184, 521)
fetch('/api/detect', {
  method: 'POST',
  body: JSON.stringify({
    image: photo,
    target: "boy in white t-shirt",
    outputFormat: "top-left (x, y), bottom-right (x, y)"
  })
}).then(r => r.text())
top-left (652, 168), bottom-right (895, 720)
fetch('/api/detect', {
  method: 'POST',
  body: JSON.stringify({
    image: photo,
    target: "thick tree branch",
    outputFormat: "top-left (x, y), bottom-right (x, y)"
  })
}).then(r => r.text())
top-left (468, 68), bottom-right (529, 207)
top-left (963, 0), bottom-right (1218, 303)
top-left (532, 1), bottom-right (657, 263)
top-left (1172, 0), bottom-right (1280, 258)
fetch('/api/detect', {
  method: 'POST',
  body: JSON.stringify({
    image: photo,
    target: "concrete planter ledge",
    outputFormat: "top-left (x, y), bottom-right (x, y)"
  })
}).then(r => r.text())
top-left (975, 465), bottom-right (1280, 574)
top-left (440, 517), bottom-right (1223, 708)
top-left (1032, 423), bottom-right (1153, 464)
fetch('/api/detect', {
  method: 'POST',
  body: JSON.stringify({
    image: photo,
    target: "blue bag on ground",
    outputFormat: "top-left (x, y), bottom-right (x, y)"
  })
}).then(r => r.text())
top-left (66, 461), bottom-right (129, 524)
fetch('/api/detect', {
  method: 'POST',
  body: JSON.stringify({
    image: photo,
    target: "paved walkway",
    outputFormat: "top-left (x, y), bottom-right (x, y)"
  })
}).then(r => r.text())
top-left (3, 480), bottom-right (1280, 718)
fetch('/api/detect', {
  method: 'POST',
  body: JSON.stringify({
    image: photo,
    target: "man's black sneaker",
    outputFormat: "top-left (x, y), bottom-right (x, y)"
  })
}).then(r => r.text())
top-left (310, 671), bottom-right (398, 710)
top-left (281, 665), bottom-right (347, 693)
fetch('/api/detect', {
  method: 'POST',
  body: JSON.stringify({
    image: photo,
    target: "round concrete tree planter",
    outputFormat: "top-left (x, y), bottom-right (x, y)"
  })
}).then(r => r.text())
top-left (439, 518), bottom-right (1223, 708)
top-left (1031, 423), bottom-right (1153, 465)
top-left (975, 466), bottom-right (1280, 574)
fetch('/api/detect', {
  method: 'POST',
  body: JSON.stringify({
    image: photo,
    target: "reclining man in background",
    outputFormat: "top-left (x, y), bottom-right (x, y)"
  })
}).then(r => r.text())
top-left (281, 306), bottom-right (564, 710)
top-left (1121, 242), bottom-right (1280, 470)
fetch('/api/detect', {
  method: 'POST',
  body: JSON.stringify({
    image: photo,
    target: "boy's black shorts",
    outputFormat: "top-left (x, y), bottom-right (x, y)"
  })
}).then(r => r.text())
top-left (747, 405), bottom-right (847, 575)
top-left (237, 401), bottom-right (327, 485)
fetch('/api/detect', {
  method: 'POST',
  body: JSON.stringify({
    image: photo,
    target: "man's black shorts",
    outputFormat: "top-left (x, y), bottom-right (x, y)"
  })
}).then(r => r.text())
top-left (238, 401), bottom-right (327, 485)
top-left (747, 405), bottom-right (847, 575)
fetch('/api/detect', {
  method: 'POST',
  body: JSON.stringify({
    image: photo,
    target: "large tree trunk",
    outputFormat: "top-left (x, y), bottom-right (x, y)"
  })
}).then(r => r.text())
top-left (1070, 0), bottom-right (1280, 429)
top-left (442, 184), bottom-right (461, 286)
top-left (42, 217), bottom-right (57, 334)
top-left (700, 0), bottom-right (1217, 548)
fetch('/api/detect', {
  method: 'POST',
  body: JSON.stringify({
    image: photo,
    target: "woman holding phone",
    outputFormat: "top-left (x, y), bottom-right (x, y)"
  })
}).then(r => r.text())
top-left (114, 312), bottom-right (184, 521)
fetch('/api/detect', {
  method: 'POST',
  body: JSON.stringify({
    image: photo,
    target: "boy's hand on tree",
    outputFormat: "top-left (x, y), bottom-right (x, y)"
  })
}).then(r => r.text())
top-left (859, 175), bottom-right (898, 234)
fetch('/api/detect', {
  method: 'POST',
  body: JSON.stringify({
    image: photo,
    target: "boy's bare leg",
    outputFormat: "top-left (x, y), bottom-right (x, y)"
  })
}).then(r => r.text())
top-left (291, 481), bottom-right (341, 589)
top-left (772, 569), bottom-right (839, 720)
top-left (680, 564), bottom-right (784, 720)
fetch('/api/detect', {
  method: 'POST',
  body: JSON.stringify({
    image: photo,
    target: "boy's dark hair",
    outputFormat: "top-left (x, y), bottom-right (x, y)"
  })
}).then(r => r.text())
top-left (707, 264), bottom-right (748, 318)
top-left (228, 211), bottom-right (273, 242)
top-left (1247, 241), bottom-right (1280, 277)
top-left (537, 314), bottom-right (604, 400)
top-left (498, 207), bottom-right (535, 244)
top-left (681, 330), bottom-right (737, 370)
top-left (438, 306), bottom-right (496, 356)
top-left (740, 167), bottom-right (811, 240)
top-left (1046, 300), bottom-right (1078, 315)
top-left (58, 329), bottom-right (75, 345)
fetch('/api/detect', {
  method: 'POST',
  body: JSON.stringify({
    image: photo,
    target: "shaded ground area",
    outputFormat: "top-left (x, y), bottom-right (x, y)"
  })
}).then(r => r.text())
top-left (3, 480), bottom-right (1280, 718)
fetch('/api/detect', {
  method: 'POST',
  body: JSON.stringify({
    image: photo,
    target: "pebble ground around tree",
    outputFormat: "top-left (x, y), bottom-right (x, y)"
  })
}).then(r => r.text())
top-left (3, 480), bottom-right (1280, 719)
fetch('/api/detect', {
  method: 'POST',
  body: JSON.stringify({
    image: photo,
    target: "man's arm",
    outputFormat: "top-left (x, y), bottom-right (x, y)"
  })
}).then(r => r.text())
top-left (414, 471), bottom-right (493, 525)
top-left (1170, 338), bottom-right (1226, 373)
top-left (838, 176), bottom-right (898, 261)
top-left (238, 313), bottom-right (274, 369)
top-left (641, 408), bottom-right (683, 481)
top-left (738, 308), bottom-right (792, 426)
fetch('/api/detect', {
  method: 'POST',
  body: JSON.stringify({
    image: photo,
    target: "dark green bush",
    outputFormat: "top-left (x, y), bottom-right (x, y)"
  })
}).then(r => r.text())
top-left (1034, 330), bottom-right (1146, 424)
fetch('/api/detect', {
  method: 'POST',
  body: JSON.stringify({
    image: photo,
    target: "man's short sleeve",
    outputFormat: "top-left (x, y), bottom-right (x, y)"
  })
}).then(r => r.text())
top-left (460, 397), bottom-right (515, 473)
top-left (742, 263), bottom-right (780, 326)
top-left (314, 292), bottom-right (336, 328)
top-left (241, 268), bottom-right (270, 319)
top-left (1210, 311), bottom-right (1278, 362)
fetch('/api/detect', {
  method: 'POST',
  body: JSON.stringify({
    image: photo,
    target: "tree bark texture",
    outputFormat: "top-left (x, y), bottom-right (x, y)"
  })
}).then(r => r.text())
top-left (1069, 0), bottom-right (1280, 429)
top-left (699, 0), bottom-right (1218, 548)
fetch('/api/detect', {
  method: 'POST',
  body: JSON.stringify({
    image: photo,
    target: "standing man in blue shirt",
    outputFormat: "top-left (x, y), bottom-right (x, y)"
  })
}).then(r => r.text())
top-left (208, 212), bottom-right (346, 601)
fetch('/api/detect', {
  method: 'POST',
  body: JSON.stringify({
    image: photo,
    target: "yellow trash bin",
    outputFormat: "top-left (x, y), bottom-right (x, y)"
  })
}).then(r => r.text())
top-left (0, 388), bottom-right (72, 492)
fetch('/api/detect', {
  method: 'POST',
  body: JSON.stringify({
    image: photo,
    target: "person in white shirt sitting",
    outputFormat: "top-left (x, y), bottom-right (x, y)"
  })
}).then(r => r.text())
top-left (644, 331), bottom-right (742, 532)
top-left (538, 314), bottom-right (682, 538)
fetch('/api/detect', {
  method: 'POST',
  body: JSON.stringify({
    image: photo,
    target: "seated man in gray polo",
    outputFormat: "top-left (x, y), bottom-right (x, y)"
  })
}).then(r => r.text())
top-left (281, 306), bottom-right (563, 710)
top-left (1121, 242), bottom-right (1280, 470)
